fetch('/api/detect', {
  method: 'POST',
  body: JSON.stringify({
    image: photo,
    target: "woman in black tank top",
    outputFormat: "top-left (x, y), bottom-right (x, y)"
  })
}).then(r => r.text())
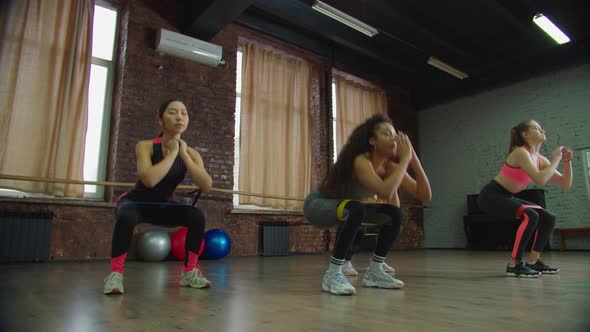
top-left (103, 98), bottom-right (214, 295)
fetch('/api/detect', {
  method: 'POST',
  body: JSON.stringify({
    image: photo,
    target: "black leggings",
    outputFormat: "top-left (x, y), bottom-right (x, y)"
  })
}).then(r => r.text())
top-left (478, 181), bottom-right (556, 260)
top-left (333, 201), bottom-right (403, 260)
top-left (112, 199), bottom-right (206, 265)
top-left (344, 230), bottom-right (364, 261)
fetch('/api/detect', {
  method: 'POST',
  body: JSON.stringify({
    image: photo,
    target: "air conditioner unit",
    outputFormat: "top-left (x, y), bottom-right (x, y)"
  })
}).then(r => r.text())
top-left (155, 28), bottom-right (225, 66)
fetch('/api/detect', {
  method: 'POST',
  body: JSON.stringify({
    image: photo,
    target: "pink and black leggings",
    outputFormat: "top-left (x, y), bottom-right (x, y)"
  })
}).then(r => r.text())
top-left (478, 180), bottom-right (555, 261)
top-left (111, 199), bottom-right (206, 267)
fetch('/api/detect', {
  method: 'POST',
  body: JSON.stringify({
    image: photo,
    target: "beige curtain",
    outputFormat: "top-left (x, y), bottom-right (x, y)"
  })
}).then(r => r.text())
top-left (239, 42), bottom-right (311, 210)
top-left (334, 75), bottom-right (387, 154)
top-left (0, 0), bottom-right (93, 197)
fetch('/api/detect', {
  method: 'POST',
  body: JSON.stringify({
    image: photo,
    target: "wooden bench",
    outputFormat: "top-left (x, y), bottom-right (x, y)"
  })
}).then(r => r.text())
top-left (555, 228), bottom-right (590, 251)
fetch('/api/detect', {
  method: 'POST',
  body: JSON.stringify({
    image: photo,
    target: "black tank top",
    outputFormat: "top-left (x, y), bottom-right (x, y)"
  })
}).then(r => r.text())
top-left (125, 138), bottom-right (187, 202)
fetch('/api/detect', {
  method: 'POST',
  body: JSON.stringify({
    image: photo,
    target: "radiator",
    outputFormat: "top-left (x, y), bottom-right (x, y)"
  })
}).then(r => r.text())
top-left (0, 210), bottom-right (53, 263)
top-left (260, 222), bottom-right (290, 256)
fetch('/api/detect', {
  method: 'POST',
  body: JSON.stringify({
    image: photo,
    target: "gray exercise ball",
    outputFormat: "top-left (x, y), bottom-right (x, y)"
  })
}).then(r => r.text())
top-left (138, 230), bottom-right (171, 262)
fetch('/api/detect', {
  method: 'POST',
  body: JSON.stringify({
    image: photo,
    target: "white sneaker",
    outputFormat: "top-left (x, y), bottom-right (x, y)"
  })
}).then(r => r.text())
top-left (383, 262), bottom-right (396, 274)
top-left (104, 272), bottom-right (124, 295)
top-left (362, 269), bottom-right (404, 289)
top-left (180, 269), bottom-right (212, 289)
top-left (342, 261), bottom-right (358, 276)
top-left (321, 271), bottom-right (356, 295)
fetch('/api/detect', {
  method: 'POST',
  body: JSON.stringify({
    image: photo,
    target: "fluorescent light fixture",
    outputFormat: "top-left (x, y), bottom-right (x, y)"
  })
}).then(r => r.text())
top-left (532, 13), bottom-right (570, 44)
top-left (312, 0), bottom-right (378, 37)
top-left (427, 56), bottom-right (469, 80)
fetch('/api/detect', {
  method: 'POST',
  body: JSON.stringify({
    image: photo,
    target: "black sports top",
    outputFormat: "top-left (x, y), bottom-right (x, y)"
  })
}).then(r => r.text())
top-left (123, 137), bottom-right (187, 202)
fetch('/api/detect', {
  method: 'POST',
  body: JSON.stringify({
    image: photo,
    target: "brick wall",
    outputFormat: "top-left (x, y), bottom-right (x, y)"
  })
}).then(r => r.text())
top-left (0, 0), bottom-right (423, 260)
top-left (419, 63), bottom-right (590, 249)
top-left (0, 202), bottom-right (113, 260)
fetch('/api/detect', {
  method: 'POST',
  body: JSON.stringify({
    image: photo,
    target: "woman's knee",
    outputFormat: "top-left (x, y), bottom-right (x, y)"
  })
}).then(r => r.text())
top-left (538, 210), bottom-right (556, 228)
top-left (115, 204), bottom-right (139, 228)
top-left (185, 207), bottom-right (206, 228)
top-left (342, 201), bottom-right (366, 227)
top-left (376, 205), bottom-right (404, 227)
top-left (523, 208), bottom-right (540, 227)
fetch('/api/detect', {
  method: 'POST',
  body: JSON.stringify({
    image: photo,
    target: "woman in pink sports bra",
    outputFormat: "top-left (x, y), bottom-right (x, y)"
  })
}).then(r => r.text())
top-left (478, 120), bottom-right (573, 278)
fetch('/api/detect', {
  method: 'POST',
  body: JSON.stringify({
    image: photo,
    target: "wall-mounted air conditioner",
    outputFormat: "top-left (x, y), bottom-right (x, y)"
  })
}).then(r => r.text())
top-left (155, 28), bottom-right (225, 66)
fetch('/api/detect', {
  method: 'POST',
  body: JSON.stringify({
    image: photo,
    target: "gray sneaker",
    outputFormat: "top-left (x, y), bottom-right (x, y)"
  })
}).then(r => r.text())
top-left (342, 261), bottom-right (359, 276)
top-left (362, 269), bottom-right (404, 289)
top-left (383, 262), bottom-right (396, 274)
top-left (180, 269), bottom-right (212, 289)
top-left (506, 262), bottom-right (541, 278)
top-left (104, 272), bottom-right (124, 295)
top-left (525, 260), bottom-right (559, 274)
top-left (322, 271), bottom-right (356, 295)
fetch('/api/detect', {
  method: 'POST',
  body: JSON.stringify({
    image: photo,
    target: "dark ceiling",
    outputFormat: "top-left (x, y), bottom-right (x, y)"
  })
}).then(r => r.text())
top-left (184, 0), bottom-right (590, 109)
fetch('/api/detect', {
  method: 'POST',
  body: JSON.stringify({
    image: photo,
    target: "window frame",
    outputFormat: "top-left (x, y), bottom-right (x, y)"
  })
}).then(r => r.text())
top-left (83, 2), bottom-right (119, 199)
top-left (331, 80), bottom-right (338, 164)
top-left (582, 149), bottom-right (590, 201)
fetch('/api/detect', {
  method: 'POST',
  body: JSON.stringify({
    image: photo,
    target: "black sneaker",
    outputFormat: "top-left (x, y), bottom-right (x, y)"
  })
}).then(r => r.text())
top-left (526, 260), bottom-right (560, 274)
top-left (506, 262), bottom-right (541, 278)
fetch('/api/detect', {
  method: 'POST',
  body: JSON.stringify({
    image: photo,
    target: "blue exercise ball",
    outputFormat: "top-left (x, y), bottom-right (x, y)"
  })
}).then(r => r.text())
top-left (203, 229), bottom-right (231, 260)
top-left (138, 230), bottom-right (171, 262)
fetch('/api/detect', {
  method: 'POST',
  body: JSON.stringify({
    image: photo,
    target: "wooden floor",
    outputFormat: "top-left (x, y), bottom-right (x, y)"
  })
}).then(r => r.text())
top-left (1, 250), bottom-right (589, 332)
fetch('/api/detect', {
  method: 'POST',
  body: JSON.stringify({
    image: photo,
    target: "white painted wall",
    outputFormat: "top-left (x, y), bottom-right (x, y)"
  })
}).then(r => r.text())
top-left (419, 63), bottom-right (590, 249)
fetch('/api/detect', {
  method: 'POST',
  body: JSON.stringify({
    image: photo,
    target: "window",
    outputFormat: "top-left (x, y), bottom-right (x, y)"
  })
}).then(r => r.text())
top-left (83, 4), bottom-right (118, 198)
top-left (233, 49), bottom-right (273, 209)
top-left (331, 80), bottom-right (338, 163)
top-left (331, 73), bottom-right (388, 164)
top-left (583, 149), bottom-right (590, 199)
top-left (232, 43), bottom-right (311, 210)
top-left (232, 48), bottom-right (280, 210)
top-left (233, 49), bottom-right (243, 206)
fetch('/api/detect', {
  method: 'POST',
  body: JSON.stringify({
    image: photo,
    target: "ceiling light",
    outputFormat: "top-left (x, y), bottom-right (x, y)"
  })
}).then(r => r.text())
top-left (427, 57), bottom-right (469, 80)
top-left (312, 0), bottom-right (378, 37)
top-left (532, 13), bottom-right (570, 44)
